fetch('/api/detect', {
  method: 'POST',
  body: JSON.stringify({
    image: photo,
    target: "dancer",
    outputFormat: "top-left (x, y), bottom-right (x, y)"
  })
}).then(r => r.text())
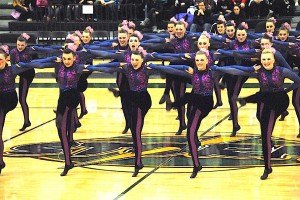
top-left (86, 50), bottom-right (193, 177)
top-left (10, 33), bottom-right (36, 131)
top-left (219, 49), bottom-right (300, 179)
top-left (0, 45), bottom-right (38, 174)
top-left (19, 48), bottom-right (88, 176)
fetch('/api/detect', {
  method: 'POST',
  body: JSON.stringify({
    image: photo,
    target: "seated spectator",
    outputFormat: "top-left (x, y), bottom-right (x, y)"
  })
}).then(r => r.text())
top-left (173, 0), bottom-right (194, 15)
top-left (36, 0), bottom-right (49, 21)
top-left (270, 0), bottom-right (295, 17)
top-left (140, 0), bottom-right (164, 32)
top-left (231, 0), bottom-right (247, 9)
top-left (226, 4), bottom-right (245, 26)
top-left (215, 0), bottom-right (233, 15)
top-left (190, 0), bottom-right (212, 32)
top-left (94, 0), bottom-right (118, 21)
top-left (13, 0), bottom-right (33, 21)
top-left (202, 0), bottom-right (217, 13)
top-left (248, 0), bottom-right (269, 18)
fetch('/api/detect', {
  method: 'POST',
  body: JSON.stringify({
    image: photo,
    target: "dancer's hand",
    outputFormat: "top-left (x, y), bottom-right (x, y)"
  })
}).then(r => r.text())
top-left (55, 57), bottom-right (62, 63)
top-left (186, 67), bottom-right (194, 74)
top-left (253, 64), bottom-right (261, 71)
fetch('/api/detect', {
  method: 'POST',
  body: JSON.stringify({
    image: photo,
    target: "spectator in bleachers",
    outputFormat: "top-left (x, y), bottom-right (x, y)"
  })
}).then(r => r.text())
top-left (215, 0), bottom-right (233, 15)
top-left (140, 0), bottom-right (164, 32)
top-left (93, 0), bottom-right (118, 21)
top-left (248, 0), bottom-right (269, 18)
top-left (172, 0), bottom-right (194, 15)
top-left (36, 0), bottom-right (49, 21)
top-left (190, 0), bottom-right (212, 32)
top-left (270, 0), bottom-right (295, 17)
top-left (13, 0), bottom-right (33, 21)
top-left (226, 4), bottom-right (245, 26)
top-left (231, 0), bottom-right (246, 9)
top-left (202, 0), bottom-right (217, 13)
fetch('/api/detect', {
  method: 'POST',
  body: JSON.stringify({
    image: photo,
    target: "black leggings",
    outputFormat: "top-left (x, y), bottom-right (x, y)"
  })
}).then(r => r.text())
top-left (78, 71), bottom-right (93, 114)
top-left (245, 91), bottom-right (289, 169)
top-left (292, 87), bottom-right (300, 129)
top-left (128, 91), bottom-right (152, 167)
top-left (18, 69), bottom-right (35, 125)
top-left (56, 89), bottom-right (79, 165)
top-left (174, 93), bottom-right (213, 167)
top-left (224, 74), bottom-right (248, 128)
top-left (117, 72), bottom-right (131, 129)
top-left (0, 91), bottom-right (18, 164)
top-left (171, 77), bottom-right (187, 129)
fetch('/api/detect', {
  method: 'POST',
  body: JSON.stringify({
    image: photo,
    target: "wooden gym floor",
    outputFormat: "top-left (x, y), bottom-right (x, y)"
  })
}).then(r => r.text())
top-left (0, 70), bottom-right (299, 200)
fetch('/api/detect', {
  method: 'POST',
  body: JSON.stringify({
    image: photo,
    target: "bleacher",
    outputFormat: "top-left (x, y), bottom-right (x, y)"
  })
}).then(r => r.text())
top-left (0, 1), bottom-right (299, 46)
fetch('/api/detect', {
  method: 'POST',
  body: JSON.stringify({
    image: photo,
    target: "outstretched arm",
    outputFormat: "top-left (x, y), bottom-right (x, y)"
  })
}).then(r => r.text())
top-left (87, 49), bottom-right (119, 59)
top-left (211, 65), bottom-right (257, 77)
top-left (86, 62), bottom-right (121, 71)
top-left (282, 68), bottom-right (300, 92)
top-left (148, 64), bottom-right (191, 78)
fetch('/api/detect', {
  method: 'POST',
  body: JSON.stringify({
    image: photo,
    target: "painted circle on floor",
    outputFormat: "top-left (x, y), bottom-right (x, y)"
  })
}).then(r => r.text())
top-left (5, 134), bottom-right (300, 167)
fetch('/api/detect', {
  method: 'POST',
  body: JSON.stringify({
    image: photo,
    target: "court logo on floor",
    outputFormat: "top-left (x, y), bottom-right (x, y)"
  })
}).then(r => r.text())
top-left (4, 135), bottom-right (300, 167)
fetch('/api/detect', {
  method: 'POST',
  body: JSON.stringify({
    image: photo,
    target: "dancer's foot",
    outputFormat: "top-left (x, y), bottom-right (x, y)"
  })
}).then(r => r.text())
top-left (70, 140), bottom-right (77, 146)
top-left (0, 162), bottom-right (6, 174)
top-left (78, 110), bottom-right (88, 119)
top-left (190, 165), bottom-right (203, 179)
top-left (213, 102), bottom-right (223, 109)
top-left (230, 125), bottom-right (241, 137)
top-left (122, 126), bottom-right (130, 134)
top-left (108, 87), bottom-right (120, 97)
top-left (175, 125), bottom-right (187, 135)
top-left (237, 98), bottom-right (246, 107)
top-left (228, 115), bottom-right (232, 120)
top-left (279, 110), bottom-right (289, 121)
top-left (159, 94), bottom-right (171, 104)
top-left (60, 163), bottom-right (74, 176)
top-left (19, 122), bottom-right (31, 131)
top-left (166, 102), bottom-right (174, 111)
top-left (218, 82), bottom-right (226, 89)
top-left (260, 168), bottom-right (272, 180)
top-left (132, 164), bottom-right (144, 177)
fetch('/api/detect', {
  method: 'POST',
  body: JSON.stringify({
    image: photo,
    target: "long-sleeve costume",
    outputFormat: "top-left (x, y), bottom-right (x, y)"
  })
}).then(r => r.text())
top-left (217, 65), bottom-right (300, 176)
top-left (10, 47), bottom-right (36, 130)
top-left (0, 63), bottom-right (42, 174)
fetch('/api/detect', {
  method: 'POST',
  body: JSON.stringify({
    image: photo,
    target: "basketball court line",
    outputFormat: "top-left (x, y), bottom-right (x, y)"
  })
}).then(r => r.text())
top-left (3, 118), bottom-right (56, 142)
top-left (113, 110), bottom-right (234, 200)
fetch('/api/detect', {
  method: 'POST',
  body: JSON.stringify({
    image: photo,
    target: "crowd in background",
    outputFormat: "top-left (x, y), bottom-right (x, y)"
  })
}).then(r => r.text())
top-left (12, 0), bottom-right (297, 26)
